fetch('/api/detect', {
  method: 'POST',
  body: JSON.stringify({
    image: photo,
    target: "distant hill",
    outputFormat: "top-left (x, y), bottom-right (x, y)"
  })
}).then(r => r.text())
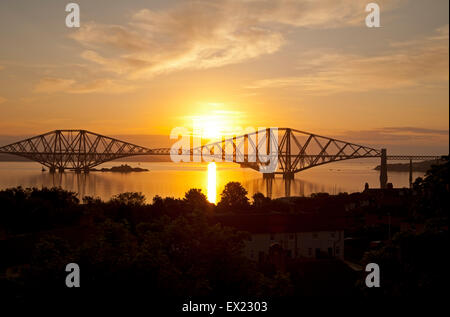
top-left (374, 159), bottom-right (443, 172)
top-left (0, 154), bottom-right (30, 162)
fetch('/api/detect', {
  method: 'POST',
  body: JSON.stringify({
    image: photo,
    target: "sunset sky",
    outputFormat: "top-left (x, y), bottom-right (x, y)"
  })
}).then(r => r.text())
top-left (0, 0), bottom-right (448, 154)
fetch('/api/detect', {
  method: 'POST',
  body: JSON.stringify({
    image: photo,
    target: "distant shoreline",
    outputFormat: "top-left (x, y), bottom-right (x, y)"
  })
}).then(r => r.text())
top-left (373, 159), bottom-right (442, 172)
top-left (0, 154), bottom-right (442, 173)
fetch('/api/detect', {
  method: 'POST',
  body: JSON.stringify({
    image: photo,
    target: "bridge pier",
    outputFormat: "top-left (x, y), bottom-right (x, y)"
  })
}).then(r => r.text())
top-left (265, 177), bottom-right (273, 199)
top-left (379, 148), bottom-right (387, 189)
top-left (284, 178), bottom-right (291, 197)
top-left (49, 166), bottom-right (56, 173)
top-left (409, 159), bottom-right (413, 188)
top-left (75, 167), bottom-right (90, 174)
top-left (283, 172), bottom-right (294, 180)
top-left (263, 173), bottom-right (275, 179)
top-left (58, 167), bottom-right (65, 173)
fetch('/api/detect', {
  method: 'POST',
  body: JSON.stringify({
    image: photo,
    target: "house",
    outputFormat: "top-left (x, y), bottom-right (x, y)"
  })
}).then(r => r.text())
top-left (246, 228), bottom-right (344, 261)
top-left (400, 222), bottom-right (425, 234)
top-left (212, 213), bottom-right (345, 262)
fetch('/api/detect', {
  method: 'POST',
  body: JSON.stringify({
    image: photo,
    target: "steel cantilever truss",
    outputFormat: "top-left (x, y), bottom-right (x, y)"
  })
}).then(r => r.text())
top-left (277, 128), bottom-right (381, 176)
top-left (0, 128), bottom-right (383, 175)
top-left (0, 130), bottom-right (154, 172)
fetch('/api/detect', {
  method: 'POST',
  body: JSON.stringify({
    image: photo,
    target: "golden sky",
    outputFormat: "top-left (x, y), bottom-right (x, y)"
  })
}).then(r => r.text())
top-left (0, 0), bottom-right (448, 153)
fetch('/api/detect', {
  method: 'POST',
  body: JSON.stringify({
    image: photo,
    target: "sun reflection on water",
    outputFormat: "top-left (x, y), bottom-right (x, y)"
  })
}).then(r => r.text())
top-left (207, 162), bottom-right (217, 203)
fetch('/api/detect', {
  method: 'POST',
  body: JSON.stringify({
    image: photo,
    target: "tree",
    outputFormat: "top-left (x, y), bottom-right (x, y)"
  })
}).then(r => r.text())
top-left (412, 158), bottom-right (449, 225)
top-left (111, 192), bottom-right (146, 206)
top-left (252, 192), bottom-right (270, 211)
top-left (183, 188), bottom-right (211, 211)
top-left (0, 187), bottom-right (80, 235)
top-left (358, 230), bottom-right (449, 296)
top-left (217, 182), bottom-right (250, 212)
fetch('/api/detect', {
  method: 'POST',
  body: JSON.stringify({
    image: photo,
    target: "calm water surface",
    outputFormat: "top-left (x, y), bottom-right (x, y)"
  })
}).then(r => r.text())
top-left (0, 160), bottom-right (424, 202)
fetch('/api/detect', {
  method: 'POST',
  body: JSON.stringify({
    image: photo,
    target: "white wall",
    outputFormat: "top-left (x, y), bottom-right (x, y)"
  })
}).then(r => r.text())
top-left (244, 230), bottom-right (344, 261)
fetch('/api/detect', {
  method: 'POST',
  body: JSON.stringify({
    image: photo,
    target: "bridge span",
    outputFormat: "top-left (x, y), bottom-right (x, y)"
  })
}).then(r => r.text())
top-left (0, 129), bottom-right (443, 189)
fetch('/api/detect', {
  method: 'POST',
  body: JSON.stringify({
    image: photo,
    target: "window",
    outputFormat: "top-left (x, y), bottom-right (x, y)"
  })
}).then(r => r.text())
top-left (330, 232), bottom-right (335, 238)
top-left (258, 251), bottom-right (265, 263)
top-left (328, 247), bottom-right (333, 257)
top-left (315, 248), bottom-right (321, 258)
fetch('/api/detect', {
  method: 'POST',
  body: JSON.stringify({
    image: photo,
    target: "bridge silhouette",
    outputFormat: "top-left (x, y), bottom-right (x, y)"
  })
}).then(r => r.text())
top-left (0, 129), bottom-right (443, 188)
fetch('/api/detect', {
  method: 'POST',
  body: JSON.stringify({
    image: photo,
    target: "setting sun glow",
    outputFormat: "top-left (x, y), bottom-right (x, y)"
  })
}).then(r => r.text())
top-left (207, 162), bottom-right (217, 203)
top-left (186, 106), bottom-right (245, 141)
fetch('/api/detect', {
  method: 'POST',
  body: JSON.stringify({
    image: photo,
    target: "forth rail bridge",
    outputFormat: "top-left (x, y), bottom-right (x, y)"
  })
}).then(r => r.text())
top-left (0, 129), bottom-right (444, 189)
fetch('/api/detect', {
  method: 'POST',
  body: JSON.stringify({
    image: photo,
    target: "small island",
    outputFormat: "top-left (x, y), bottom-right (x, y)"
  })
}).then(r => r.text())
top-left (90, 164), bottom-right (149, 173)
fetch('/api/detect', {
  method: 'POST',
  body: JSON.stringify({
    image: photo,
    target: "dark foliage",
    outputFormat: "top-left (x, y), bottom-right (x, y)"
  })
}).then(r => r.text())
top-left (0, 186), bottom-right (286, 298)
top-left (0, 158), bottom-right (448, 299)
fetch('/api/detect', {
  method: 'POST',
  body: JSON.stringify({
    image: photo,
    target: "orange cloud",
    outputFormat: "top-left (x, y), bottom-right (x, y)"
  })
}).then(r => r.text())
top-left (33, 78), bottom-right (75, 93)
top-left (247, 25), bottom-right (449, 94)
top-left (336, 126), bottom-right (449, 146)
top-left (33, 77), bottom-right (135, 94)
top-left (69, 0), bottom-right (400, 79)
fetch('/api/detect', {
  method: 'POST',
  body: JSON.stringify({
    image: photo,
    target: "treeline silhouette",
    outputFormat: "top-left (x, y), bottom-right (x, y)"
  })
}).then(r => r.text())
top-left (358, 159), bottom-right (449, 296)
top-left (0, 183), bottom-right (299, 299)
top-left (0, 159), bottom-right (448, 299)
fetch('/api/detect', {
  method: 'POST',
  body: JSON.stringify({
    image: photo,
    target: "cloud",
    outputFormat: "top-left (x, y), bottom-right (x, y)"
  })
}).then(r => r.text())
top-left (69, 0), bottom-right (399, 79)
top-left (236, 0), bottom-right (399, 28)
top-left (70, 3), bottom-right (283, 78)
top-left (381, 127), bottom-right (449, 135)
top-left (336, 126), bottom-right (449, 145)
top-left (33, 78), bottom-right (75, 93)
top-left (247, 25), bottom-right (449, 94)
top-left (0, 96), bottom-right (7, 104)
top-left (33, 77), bottom-right (134, 94)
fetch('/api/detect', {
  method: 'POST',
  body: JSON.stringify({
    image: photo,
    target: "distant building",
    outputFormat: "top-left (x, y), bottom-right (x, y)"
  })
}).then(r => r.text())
top-left (400, 222), bottom-right (425, 234)
top-left (365, 214), bottom-right (402, 227)
top-left (246, 229), bottom-right (344, 261)
top-left (362, 183), bottom-right (411, 198)
top-left (212, 214), bottom-right (345, 262)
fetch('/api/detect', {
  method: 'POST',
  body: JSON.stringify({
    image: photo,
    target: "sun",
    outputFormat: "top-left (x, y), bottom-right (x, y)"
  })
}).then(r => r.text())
top-left (189, 112), bottom-right (238, 141)
top-left (195, 115), bottom-right (224, 140)
top-left (181, 102), bottom-right (245, 142)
